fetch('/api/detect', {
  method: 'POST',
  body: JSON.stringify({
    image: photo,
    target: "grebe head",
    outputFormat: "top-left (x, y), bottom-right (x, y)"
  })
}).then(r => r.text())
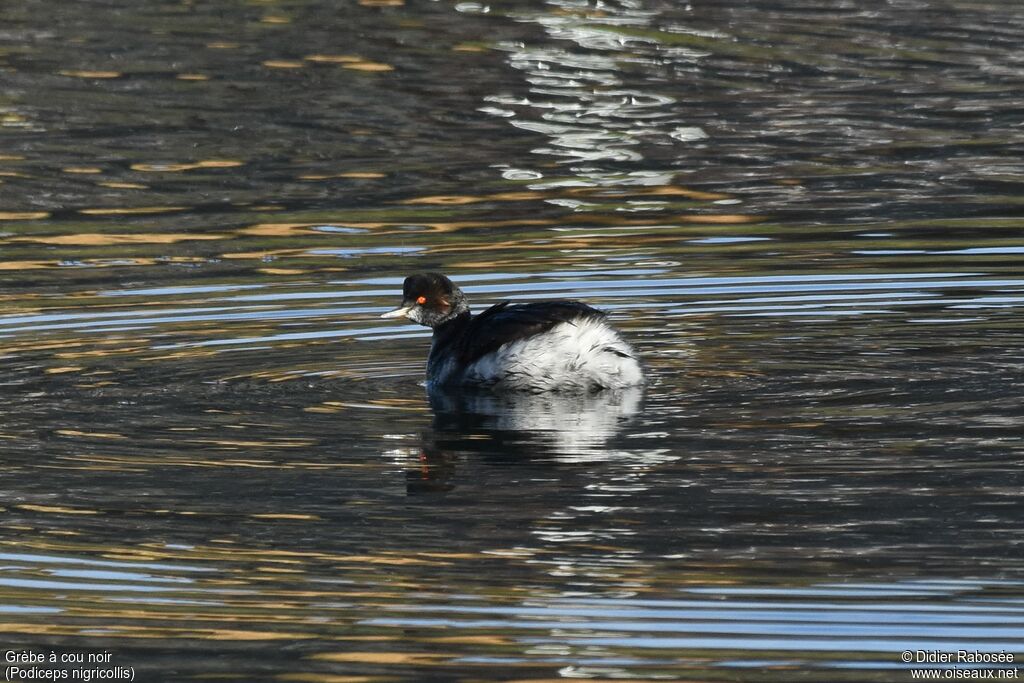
top-left (381, 272), bottom-right (469, 328)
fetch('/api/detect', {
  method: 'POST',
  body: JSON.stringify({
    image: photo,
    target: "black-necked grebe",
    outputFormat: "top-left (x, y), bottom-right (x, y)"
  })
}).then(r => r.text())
top-left (381, 273), bottom-right (644, 392)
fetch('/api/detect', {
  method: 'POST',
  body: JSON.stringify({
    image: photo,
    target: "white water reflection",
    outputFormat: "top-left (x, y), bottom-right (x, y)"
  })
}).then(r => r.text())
top-left (365, 578), bottom-right (1024, 661)
top-left (483, 0), bottom-right (706, 169)
top-left (429, 386), bottom-right (646, 461)
top-left (6, 271), bottom-right (1023, 347)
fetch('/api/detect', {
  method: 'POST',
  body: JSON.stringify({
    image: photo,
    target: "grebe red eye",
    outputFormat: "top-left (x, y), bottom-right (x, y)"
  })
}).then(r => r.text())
top-left (416, 296), bottom-right (427, 305)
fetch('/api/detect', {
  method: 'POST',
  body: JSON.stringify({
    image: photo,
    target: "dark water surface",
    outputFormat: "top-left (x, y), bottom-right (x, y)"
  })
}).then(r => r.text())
top-left (2, 0), bottom-right (1024, 681)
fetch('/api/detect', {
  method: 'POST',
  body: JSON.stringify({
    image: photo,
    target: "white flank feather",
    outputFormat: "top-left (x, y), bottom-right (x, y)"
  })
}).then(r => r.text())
top-left (429, 316), bottom-right (644, 392)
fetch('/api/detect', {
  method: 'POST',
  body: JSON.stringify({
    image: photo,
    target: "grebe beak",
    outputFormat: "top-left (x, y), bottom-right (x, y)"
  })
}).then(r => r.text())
top-left (381, 305), bottom-right (413, 319)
